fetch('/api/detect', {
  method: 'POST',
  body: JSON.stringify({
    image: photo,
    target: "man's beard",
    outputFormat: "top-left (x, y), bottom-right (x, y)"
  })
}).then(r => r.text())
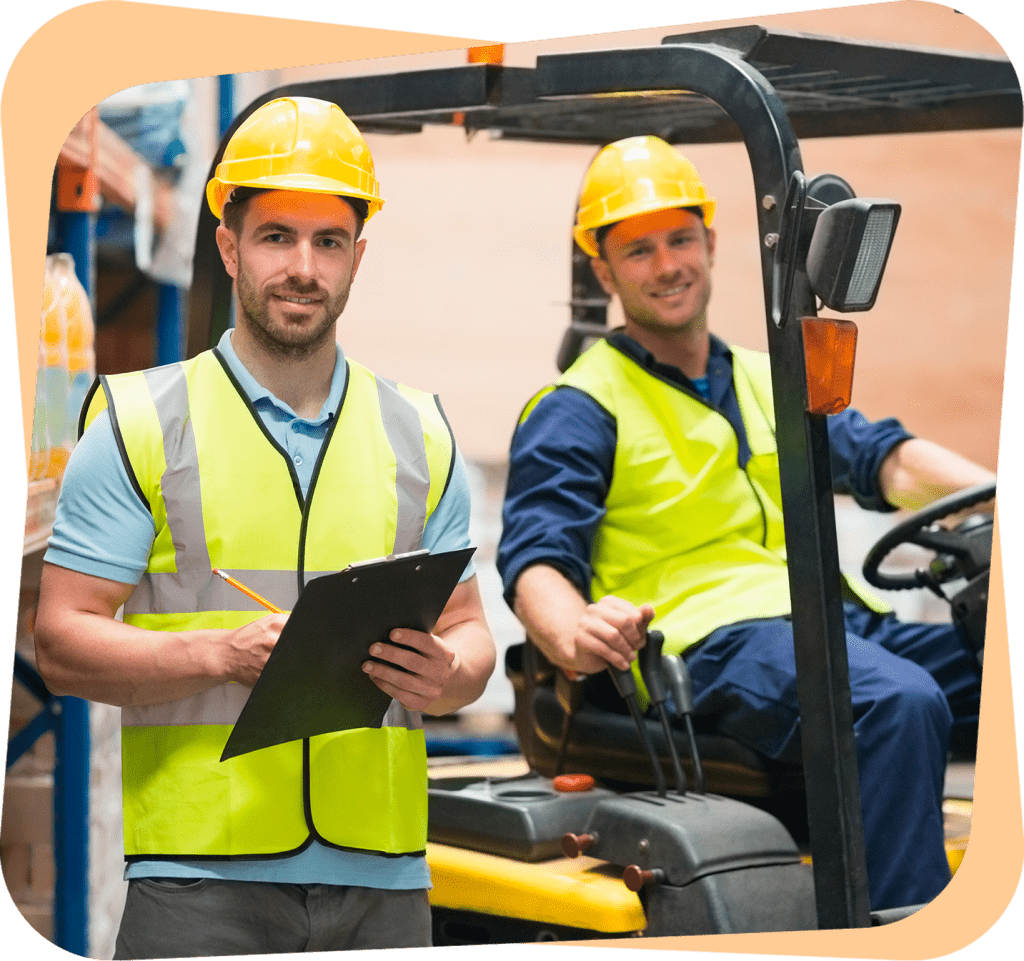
top-left (235, 260), bottom-right (352, 359)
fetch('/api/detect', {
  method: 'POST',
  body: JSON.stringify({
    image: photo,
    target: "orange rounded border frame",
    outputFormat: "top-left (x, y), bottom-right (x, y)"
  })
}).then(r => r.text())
top-left (2, 3), bottom-right (1020, 959)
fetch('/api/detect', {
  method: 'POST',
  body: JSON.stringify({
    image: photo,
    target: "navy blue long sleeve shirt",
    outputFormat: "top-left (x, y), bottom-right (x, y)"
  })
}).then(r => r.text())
top-left (498, 332), bottom-right (913, 604)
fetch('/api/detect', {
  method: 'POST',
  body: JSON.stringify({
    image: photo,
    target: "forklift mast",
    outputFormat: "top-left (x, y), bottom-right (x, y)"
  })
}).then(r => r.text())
top-left (189, 26), bottom-right (1021, 930)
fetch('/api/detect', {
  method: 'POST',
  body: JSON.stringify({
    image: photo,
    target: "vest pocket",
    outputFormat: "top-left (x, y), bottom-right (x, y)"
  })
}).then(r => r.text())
top-left (307, 727), bottom-right (427, 853)
top-left (122, 724), bottom-right (307, 857)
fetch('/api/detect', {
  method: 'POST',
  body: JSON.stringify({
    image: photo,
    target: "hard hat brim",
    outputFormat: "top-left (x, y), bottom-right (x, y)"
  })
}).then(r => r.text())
top-left (206, 175), bottom-right (384, 221)
top-left (575, 198), bottom-right (716, 257)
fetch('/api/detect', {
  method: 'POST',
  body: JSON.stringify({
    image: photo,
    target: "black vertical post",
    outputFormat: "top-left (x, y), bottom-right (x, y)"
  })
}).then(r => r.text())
top-left (765, 277), bottom-right (872, 927)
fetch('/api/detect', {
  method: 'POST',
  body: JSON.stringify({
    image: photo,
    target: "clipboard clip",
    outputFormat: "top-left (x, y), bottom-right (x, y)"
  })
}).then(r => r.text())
top-left (345, 549), bottom-right (430, 571)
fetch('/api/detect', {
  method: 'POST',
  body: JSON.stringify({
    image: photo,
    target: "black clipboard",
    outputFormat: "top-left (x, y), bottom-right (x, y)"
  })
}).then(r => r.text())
top-left (220, 547), bottom-right (476, 761)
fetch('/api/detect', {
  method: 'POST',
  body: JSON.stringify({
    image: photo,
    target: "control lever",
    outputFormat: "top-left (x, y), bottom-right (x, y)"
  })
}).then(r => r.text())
top-left (607, 651), bottom-right (667, 798)
top-left (622, 865), bottom-right (666, 892)
top-left (553, 668), bottom-right (583, 775)
top-left (662, 654), bottom-right (705, 794)
top-left (637, 630), bottom-right (687, 795)
top-left (561, 831), bottom-right (598, 858)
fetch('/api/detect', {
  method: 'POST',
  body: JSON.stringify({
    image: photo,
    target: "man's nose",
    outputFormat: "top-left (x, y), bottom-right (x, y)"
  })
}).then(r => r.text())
top-left (651, 243), bottom-right (679, 278)
top-left (287, 241), bottom-right (317, 281)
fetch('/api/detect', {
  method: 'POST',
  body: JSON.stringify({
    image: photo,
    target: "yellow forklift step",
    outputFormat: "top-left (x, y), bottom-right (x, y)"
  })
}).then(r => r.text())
top-left (944, 798), bottom-right (972, 875)
top-left (427, 842), bottom-right (646, 934)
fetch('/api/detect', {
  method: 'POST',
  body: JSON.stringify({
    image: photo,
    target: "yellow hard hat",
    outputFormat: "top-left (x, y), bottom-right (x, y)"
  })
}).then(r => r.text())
top-left (573, 136), bottom-right (715, 257)
top-left (206, 96), bottom-right (384, 221)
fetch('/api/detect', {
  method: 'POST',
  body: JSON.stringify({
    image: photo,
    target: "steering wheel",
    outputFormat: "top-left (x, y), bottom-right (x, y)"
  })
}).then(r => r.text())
top-left (862, 481), bottom-right (995, 592)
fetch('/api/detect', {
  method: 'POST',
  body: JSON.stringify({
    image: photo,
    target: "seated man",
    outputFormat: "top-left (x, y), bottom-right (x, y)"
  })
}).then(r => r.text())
top-left (496, 136), bottom-right (992, 913)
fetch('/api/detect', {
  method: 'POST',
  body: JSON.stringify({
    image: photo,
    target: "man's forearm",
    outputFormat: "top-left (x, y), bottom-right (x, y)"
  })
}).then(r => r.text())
top-left (511, 564), bottom-right (590, 672)
top-left (878, 438), bottom-right (996, 512)
top-left (36, 608), bottom-right (237, 707)
top-left (425, 619), bottom-right (496, 716)
top-left (512, 563), bottom-right (652, 675)
top-left (422, 575), bottom-right (496, 716)
top-left (34, 562), bottom-right (282, 707)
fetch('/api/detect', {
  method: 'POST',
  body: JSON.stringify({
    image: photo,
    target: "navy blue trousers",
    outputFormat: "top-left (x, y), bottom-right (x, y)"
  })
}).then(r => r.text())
top-left (684, 604), bottom-right (982, 911)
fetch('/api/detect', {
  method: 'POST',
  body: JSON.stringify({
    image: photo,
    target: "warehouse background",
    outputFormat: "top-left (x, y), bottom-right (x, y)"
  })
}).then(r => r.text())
top-left (3, 2), bottom-right (1019, 957)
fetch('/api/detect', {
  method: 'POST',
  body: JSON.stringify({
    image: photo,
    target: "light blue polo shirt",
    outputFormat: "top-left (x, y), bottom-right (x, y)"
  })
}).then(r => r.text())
top-left (46, 330), bottom-right (475, 888)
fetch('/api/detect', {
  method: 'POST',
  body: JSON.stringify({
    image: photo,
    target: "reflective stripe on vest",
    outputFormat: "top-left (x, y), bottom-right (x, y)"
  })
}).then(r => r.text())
top-left (89, 349), bottom-right (453, 858)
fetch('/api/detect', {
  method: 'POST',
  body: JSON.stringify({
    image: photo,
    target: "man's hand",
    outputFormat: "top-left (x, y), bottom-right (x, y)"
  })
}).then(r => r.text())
top-left (218, 614), bottom-right (288, 688)
top-left (880, 438), bottom-right (996, 514)
top-left (362, 629), bottom-right (459, 713)
top-left (512, 564), bottom-right (655, 676)
top-left (34, 562), bottom-right (290, 707)
top-left (573, 595), bottom-right (655, 674)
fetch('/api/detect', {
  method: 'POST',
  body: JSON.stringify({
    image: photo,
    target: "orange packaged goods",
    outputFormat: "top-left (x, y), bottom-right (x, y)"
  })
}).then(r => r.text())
top-left (30, 254), bottom-right (96, 481)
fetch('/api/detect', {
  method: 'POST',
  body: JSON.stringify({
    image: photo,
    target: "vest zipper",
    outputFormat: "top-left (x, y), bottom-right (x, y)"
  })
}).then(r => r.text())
top-left (733, 358), bottom-right (778, 548)
top-left (214, 348), bottom-right (352, 594)
top-left (296, 369), bottom-right (349, 591)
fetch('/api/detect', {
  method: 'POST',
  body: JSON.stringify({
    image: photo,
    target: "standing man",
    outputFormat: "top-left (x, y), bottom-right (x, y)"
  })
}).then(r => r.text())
top-left (497, 136), bottom-right (992, 913)
top-left (35, 96), bottom-right (495, 957)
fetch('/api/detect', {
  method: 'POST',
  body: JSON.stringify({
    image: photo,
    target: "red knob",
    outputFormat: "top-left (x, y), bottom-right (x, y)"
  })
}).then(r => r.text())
top-left (553, 774), bottom-right (595, 792)
top-left (561, 832), bottom-right (597, 858)
top-left (622, 865), bottom-right (665, 892)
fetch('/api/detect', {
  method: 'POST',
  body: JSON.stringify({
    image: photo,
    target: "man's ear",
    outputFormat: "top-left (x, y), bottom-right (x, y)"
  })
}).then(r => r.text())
top-left (215, 224), bottom-right (239, 280)
top-left (706, 227), bottom-right (717, 267)
top-left (589, 256), bottom-right (618, 298)
top-left (350, 237), bottom-right (367, 280)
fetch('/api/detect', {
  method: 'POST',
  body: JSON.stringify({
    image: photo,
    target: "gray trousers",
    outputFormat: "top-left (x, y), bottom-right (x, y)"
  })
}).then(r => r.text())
top-left (114, 878), bottom-right (432, 958)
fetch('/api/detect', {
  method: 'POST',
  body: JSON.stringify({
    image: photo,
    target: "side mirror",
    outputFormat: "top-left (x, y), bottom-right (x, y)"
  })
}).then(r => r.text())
top-left (806, 198), bottom-right (901, 312)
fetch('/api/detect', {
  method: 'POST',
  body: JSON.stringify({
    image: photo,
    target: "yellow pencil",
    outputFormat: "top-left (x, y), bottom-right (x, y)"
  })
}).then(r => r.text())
top-left (213, 568), bottom-right (284, 614)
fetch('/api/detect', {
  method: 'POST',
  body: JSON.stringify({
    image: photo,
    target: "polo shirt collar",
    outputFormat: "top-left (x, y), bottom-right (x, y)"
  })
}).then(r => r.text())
top-left (216, 329), bottom-right (348, 425)
top-left (607, 329), bottom-right (733, 389)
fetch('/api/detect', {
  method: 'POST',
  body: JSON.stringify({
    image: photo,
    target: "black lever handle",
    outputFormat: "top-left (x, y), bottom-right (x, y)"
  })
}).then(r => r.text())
top-left (606, 634), bottom-right (666, 797)
top-left (661, 652), bottom-right (694, 716)
top-left (638, 629), bottom-right (667, 704)
top-left (661, 653), bottom-right (705, 794)
top-left (637, 630), bottom-right (686, 795)
top-left (606, 659), bottom-right (638, 700)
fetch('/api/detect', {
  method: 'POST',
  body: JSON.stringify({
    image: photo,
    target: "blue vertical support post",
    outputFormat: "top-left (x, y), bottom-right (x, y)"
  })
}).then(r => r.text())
top-left (8, 659), bottom-right (90, 957)
top-left (219, 73), bottom-right (235, 138)
top-left (218, 74), bottom-right (236, 334)
top-left (60, 213), bottom-right (96, 312)
top-left (156, 284), bottom-right (184, 364)
top-left (51, 108), bottom-right (99, 955)
top-left (52, 697), bottom-right (90, 955)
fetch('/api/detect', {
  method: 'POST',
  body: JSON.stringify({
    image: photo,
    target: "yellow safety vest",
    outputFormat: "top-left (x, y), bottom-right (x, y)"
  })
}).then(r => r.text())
top-left (81, 348), bottom-right (455, 860)
top-left (522, 338), bottom-right (884, 701)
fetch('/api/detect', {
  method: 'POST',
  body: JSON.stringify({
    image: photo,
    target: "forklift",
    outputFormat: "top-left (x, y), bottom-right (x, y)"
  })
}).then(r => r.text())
top-left (188, 25), bottom-right (1015, 942)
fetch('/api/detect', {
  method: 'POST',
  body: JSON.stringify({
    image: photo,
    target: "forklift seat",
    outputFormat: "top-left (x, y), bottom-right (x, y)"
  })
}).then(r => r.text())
top-left (505, 641), bottom-right (805, 803)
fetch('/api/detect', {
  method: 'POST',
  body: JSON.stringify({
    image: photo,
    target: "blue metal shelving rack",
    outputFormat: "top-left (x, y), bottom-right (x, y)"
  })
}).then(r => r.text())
top-left (8, 655), bottom-right (90, 955)
top-left (8, 90), bottom-right (195, 953)
top-left (7, 151), bottom-right (97, 951)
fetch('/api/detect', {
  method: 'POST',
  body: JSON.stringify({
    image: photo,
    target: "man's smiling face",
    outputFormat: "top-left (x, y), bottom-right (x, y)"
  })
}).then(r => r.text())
top-left (217, 190), bottom-right (366, 358)
top-left (592, 207), bottom-right (716, 339)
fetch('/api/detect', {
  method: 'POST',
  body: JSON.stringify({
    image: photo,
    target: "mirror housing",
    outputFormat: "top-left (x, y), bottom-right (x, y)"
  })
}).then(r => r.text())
top-left (806, 198), bottom-right (901, 312)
